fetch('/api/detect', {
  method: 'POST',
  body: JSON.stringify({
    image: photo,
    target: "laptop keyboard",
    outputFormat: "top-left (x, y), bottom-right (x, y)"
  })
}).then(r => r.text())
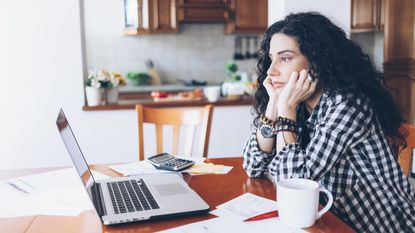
top-left (107, 179), bottom-right (160, 214)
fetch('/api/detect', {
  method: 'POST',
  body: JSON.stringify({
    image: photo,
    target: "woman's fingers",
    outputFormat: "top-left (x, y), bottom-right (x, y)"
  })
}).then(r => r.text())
top-left (287, 71), bottom-right (298, 87)
top-left (296, 69), bottom-right (309, 90)
top-left (263, 75), bottom-right (278, 98)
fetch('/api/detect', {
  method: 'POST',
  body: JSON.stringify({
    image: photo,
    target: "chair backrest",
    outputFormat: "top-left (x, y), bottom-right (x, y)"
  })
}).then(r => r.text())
top-left (136, 104), bottom-right (214, 161)
top-left (399, 124), bottom-right (415, 176)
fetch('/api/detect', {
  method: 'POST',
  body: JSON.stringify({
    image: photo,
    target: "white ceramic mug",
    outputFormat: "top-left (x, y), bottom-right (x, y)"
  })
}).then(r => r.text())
top-left (203, 86), bottom-right (221, 102)
top-left (276, 178), bottom-right (333, 228)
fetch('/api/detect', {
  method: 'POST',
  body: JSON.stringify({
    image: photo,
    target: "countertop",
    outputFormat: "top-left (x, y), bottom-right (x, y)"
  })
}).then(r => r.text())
top-left (120, 84), bottom-right (202, 93)
top-left (82, 95), bottom-right (254, 111)
top-left (83, 84), bottom-right (253, 111)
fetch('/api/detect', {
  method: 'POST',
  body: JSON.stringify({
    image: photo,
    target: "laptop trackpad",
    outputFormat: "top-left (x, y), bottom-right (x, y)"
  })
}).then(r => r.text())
top-left (154, 183), bottom-right (189, 196)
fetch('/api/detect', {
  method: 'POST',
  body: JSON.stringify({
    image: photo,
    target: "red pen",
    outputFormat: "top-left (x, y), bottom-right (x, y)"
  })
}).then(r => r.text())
top-left (243, 210), bottom-right (279, 222)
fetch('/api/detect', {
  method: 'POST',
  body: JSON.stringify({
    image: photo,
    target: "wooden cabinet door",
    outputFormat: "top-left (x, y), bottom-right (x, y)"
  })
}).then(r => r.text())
top-left (180, 0), bottom-right (225, 4)
top-left (178, 0), bottom-right (228, 22)
top-left (378, 0), bottom-right (385, 31)
top-left (351, 0), bottom-right (380, 32)
top-left (226, 0), bottom-right (268, 34)
top-left (124, 0), bottom-right (178, 35)
top-left (149, 0), bottom-right (178, 33)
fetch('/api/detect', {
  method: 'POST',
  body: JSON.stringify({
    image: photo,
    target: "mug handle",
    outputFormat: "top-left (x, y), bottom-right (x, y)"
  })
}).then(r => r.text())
top-left (316, 188), bottom-right (334, 219)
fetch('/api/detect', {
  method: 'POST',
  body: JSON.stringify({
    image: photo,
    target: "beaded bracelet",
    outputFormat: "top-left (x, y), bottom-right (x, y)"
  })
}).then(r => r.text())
top-left (275, 116), bottom-right (297, 133)
top-left (260, 113), bottom-right (275, 126)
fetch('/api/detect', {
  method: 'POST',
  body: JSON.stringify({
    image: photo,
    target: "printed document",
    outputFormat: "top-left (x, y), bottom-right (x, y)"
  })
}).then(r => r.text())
top-left (0, 168), bottom-right (110, 218)
top-left (158, 193), bottom-right (306, 233)
top-left (212, 192), bottom-right (278, 221)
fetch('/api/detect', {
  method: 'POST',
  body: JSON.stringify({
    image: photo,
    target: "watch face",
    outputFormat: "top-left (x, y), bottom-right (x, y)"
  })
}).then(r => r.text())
top-left (260, 124), bottom-right (274, 138)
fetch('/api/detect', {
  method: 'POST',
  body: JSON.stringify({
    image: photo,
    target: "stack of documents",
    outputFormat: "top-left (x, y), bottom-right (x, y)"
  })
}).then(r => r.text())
top-left (0, 168), bottom-right (110, 218)
top-left (110, 157), bottom-right (233, 176)
top-left (158, 193), bottom-right (307, 233)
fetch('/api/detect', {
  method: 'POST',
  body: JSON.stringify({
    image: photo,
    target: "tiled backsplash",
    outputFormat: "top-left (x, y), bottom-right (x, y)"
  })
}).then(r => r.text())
top-left (85, 24), bottom-right (260, 85)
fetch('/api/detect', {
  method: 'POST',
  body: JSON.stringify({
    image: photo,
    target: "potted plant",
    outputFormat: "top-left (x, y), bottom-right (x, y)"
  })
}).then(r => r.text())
top-left (225, 62), bottom-right (241, 82)
top-left (222, 62), bottom-right (245, 99)
top-left (106, 72), bottom-right (127, 104)
top-left (85, 69), bottom-right (111, 106)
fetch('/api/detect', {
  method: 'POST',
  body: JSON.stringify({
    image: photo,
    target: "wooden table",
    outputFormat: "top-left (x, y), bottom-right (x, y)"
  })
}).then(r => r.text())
top-left (0, 157), bottom-right (355, 233)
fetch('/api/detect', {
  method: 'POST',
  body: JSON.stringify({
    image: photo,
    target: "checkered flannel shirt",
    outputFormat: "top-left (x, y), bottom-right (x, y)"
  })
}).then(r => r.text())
top-left (243, 91), bottom-right (415, 232)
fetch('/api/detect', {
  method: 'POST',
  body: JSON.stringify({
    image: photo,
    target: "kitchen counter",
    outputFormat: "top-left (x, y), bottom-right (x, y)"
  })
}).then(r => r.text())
top-left (120, 84), bottom-right (200, 93)
top-left (82, 94), bottom-right (254, 111)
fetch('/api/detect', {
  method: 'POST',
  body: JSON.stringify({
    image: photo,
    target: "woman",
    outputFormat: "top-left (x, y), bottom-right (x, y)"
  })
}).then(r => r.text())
top-left (243, 12), bottom-right (415, 232)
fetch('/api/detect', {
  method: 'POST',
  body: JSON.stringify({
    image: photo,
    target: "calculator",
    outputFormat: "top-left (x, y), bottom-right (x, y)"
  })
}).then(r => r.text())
top-left (147, 153), bottom-right (195, 171)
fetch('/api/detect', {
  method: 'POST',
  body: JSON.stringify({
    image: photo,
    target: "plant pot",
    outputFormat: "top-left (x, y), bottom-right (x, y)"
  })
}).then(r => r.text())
top-left (106, 87), bottom-right (119, 104)
top-left (85, 86), bottom-right (103, 106)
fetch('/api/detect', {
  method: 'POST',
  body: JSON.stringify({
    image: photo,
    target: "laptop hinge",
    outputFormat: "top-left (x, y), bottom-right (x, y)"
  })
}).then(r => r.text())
top-left (91, 183), bottom-right (107, 217)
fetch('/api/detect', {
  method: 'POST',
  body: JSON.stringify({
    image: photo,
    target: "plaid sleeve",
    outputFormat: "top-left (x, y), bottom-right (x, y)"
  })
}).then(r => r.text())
top-left (242, 129), bottom-right (276, 178)
top-left (271, 99), bottom-right (373, 182)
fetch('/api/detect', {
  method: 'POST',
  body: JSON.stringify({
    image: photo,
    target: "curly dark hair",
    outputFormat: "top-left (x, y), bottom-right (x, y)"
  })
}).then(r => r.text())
top-left (254, 12), bottom-right (406, 149)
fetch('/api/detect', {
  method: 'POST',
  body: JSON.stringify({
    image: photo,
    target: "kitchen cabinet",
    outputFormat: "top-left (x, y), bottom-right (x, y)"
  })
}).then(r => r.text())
top-left (178, 0), bottom-right (228, 22)
top-left (351, 0), bottom-right (384, 33)
top-left (384, 0), bottom-right (415, 123)
top-left (124, 0), bottom-right (178, 35)
top-left (225, 0), bottom-right (268, 34)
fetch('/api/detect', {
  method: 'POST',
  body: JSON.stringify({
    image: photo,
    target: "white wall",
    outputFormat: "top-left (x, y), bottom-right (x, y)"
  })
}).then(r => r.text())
top-left (0, 0), bottom-right (253, 169)
top-left (268, 0), bottom-right (351, 35)
top-left (0, 0), bottom-right (84, 169)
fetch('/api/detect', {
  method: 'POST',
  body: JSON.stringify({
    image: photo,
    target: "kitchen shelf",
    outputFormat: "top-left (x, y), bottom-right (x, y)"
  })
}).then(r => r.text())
top-left (120, 84), bottom-right (199, 93)
top-left (82, 95), bottom-right (254, 111)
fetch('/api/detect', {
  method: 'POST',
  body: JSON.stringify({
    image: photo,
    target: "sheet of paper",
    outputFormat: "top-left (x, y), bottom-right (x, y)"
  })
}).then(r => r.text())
top-left (214, 192), bottom-right (278, 221)
top-left (91, 169), bottom-right (112, 181)
top-left (0, 167), bottom-right (102, 218)
top-left (110, 157), bottom-right (206, 176)
top-left (214, 165), bottom-right (233, 174)
top-left (157, 216), bottom-right (306, 233)
top-left (109, 161), bottom-right (172, 176)
top-left (0, 185), bottom-right (93, 218)
top-left (159, 193), bottom-right (307, 233)
top-left (182, 162), bottom-right (233, 175)
top-left (0, 168), bottom-right (83, 201)
top-left (188, 163), bottom-right (224, 173)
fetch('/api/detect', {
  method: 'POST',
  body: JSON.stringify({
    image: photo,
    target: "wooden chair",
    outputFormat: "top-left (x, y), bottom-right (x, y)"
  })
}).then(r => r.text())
top-left (398, 124), bottom-right (415, 176)
top-left (136, 104), bottom-right (214, 161)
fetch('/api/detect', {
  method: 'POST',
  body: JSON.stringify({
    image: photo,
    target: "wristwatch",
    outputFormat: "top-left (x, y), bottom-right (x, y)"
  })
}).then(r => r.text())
top-left (259, 124), bottom-right (275, 138)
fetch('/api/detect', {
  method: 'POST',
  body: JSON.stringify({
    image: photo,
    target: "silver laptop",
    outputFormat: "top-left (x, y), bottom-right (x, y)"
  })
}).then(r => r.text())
top-left (56, 109), bottom-right (209, 225)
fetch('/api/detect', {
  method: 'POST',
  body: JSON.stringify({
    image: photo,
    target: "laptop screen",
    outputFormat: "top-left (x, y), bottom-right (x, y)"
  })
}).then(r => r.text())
top-left (56, 109), bottom-right (95, 189)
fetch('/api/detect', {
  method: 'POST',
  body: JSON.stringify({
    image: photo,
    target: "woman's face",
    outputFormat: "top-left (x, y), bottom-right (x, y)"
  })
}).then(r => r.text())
top-left (267, 33), bottom-right (310, 93)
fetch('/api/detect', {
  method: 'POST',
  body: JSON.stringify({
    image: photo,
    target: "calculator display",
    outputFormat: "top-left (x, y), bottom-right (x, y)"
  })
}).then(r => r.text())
top-left (150, 153), bottom-right (173, 163)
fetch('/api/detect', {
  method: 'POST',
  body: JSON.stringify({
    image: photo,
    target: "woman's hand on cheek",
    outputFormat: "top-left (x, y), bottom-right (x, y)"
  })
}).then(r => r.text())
top-left (263, 75), bottom-right (279, 101)
top-left (278, 69), bottom-right (318, 116)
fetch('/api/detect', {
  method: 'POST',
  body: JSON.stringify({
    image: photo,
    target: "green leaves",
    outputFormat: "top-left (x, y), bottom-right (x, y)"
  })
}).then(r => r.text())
top-left (226, 62), bottom-right (240, 82)
top-left (226, 62), bottom-right (238, 73)
top-left (126, 72), bottom-right (150, 86)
